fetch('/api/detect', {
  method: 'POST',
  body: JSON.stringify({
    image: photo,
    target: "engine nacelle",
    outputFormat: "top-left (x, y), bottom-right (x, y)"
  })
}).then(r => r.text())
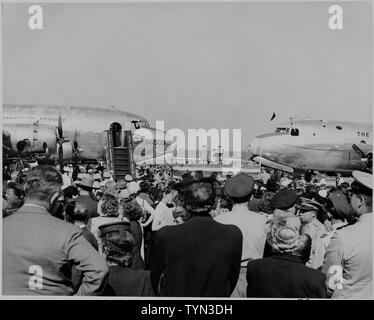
top-left (3, 122), bottom-right (57, 153)
top-left (56, 142), bottom-right (73, 161)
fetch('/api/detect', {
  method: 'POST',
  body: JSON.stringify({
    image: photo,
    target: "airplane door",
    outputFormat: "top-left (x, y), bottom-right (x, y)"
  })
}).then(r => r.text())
top-left (110, 122), bottom-right (122, 147)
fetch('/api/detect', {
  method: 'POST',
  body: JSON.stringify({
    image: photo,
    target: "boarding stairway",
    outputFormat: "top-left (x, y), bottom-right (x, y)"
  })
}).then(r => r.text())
top-left (104, 130), bottom-right (136, 180)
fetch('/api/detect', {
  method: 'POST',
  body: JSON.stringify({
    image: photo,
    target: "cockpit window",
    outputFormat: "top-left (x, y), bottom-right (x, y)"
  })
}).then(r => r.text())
top-left (290, 128), bottom-right (299, 136)
top-left (276, 127), bottom-right (289, 134)
top-left (132, 120), bottom-right (150, 129)
top-left (140, 120), bottom-right (150, 128)
top-left (132, 120), bottom-right (140, 129)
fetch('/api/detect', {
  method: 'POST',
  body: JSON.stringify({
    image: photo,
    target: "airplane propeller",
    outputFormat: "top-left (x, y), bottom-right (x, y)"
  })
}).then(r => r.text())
top-left (55, 112), bottom-right (69, 173)
top-left (352, 144), bottom-right (366, 159)
top-left (72, 129), bottom-right (84, 158)
top-left (73, 129), bottom-right (78, 150)
top-left (352, 144), bottom-right (372, 172)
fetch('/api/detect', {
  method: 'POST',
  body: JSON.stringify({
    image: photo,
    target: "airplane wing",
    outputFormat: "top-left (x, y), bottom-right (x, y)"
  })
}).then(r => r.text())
top-left (253, 156), bottom-right (294, 173)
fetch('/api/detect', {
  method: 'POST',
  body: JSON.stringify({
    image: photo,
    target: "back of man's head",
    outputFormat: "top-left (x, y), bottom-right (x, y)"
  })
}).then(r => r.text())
top-left (24, 166), bottom-right (63, 202)
top-left (65, 201), bottom-right (88, 224)
top-left (326, 191), bottom-right (351, 221)
top-left (224, 173), bottom-right (254, 204)
top-left (179, 180), bottom-right (216, 214)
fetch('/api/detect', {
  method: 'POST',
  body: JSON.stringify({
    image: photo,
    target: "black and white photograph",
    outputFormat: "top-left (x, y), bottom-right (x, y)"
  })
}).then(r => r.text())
top-left (1, 0), bottom-right (373, 302)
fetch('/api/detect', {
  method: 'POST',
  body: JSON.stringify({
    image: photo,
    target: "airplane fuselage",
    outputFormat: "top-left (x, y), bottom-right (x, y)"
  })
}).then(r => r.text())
top-left (3, 104), bottom-right (175, 162)
top-left (248, 119), bottom-right (372, 174)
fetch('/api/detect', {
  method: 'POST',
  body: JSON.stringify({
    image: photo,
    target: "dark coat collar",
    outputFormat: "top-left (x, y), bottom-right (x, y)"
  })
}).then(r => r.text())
top-left (183, 213), bottom-right (213, 224)
top-left (271, 254), bottom-right (304, 264)
top-left (189, 212), bottom-right (213, 219)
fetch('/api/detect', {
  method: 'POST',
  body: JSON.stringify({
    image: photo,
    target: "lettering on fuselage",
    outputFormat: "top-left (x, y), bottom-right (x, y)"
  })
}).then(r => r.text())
top-left (144, 139), bottom-right (166, 145)
top-left (4, 116), bottom-right (67, 123)
top-left (4, 116), bottom-right (35, 120)
top-left (356, 131), bottom-right (370, 138)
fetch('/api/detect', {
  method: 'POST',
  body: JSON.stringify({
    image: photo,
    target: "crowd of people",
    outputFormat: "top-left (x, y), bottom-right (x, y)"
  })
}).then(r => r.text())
top-left (2, 162), bottom-right (372, 298)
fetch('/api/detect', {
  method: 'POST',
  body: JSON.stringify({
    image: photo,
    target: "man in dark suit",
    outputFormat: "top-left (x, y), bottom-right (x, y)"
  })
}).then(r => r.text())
top-left (150, 178), bottom-right (243, 297)
top-left (74, 177), bottom-right (100, 220)
top-left (246, 215), bottom-right (327, 298)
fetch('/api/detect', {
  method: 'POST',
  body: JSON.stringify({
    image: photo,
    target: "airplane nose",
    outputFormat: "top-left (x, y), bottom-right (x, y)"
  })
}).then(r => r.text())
top-left (248, 138), bottom-right (260, 155)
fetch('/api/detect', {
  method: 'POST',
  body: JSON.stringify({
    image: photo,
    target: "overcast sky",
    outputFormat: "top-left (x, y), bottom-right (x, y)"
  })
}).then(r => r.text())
top-left (2, 2), bottom-right (372, 148)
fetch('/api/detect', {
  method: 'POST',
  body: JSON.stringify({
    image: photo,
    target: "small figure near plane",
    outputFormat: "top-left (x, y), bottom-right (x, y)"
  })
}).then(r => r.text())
top-left (248, 117), bottom-right (372, 175)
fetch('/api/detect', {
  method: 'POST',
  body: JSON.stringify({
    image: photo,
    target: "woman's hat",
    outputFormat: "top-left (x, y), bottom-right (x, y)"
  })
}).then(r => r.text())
top-left (99, 221), bottom-right (131, 241)
top-left (92, 181), bottom-right (101, 189)
top-left (74, 177), bottom-right (99, 190)
top-left (270, 188), bottom-right (297, 210)
top-left (116, 180), bottom-right (127, 190)
top-left (93, 173), bottom-right (102, 181)
top-left (125, 175), bottom-right (133, 182)
top-left (103, 171), bottom-right (111, 179)
top-left (119, 189), bottom-right (131, 199)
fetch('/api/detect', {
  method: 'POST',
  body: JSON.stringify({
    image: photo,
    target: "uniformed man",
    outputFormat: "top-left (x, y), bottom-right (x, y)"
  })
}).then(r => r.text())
top-left (322, 171), bottom-right (372, 299)
top-left (3, 165), bottom-right (108, 295)
top-left (297, 197), bottom-right (328, 267)
top-left (215, 173), bottom-right (268, 297)
top-left (311, 191), bottom-right (350, 270)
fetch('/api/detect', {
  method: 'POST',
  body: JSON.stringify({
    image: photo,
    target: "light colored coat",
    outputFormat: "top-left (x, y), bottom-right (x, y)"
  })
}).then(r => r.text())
top-left (311, 221), bottom-right (347, 270)
top-left (322, 213), bottom-right (372, 299)
top-left (3, 204), bottom-right (108, 295)
top-left (215, 204), bottom-right (269, 297)
top-left (215, 203), bottom-right (268, 265)
top-left (302, 218), bottom-right (328, 268)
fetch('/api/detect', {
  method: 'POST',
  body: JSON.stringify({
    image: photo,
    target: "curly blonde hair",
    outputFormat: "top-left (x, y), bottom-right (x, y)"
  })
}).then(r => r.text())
top-left (119, 198), bottom-right (143, 221)
top-left (266, 215), bottom-right (302, 254)
top-left (101, 193), bottom-right (119, 217)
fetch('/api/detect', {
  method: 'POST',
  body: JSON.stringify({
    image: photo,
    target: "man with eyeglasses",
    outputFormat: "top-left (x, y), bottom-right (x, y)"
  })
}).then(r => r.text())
top-left (322, 171), bottom-right (372, 299)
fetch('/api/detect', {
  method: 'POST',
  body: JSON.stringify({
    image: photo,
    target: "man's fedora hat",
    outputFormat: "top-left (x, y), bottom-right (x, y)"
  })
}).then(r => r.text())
top-left (224, 173), bottom-right (254, 198)
top-left (74, 176), bottom-right (99, 190)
